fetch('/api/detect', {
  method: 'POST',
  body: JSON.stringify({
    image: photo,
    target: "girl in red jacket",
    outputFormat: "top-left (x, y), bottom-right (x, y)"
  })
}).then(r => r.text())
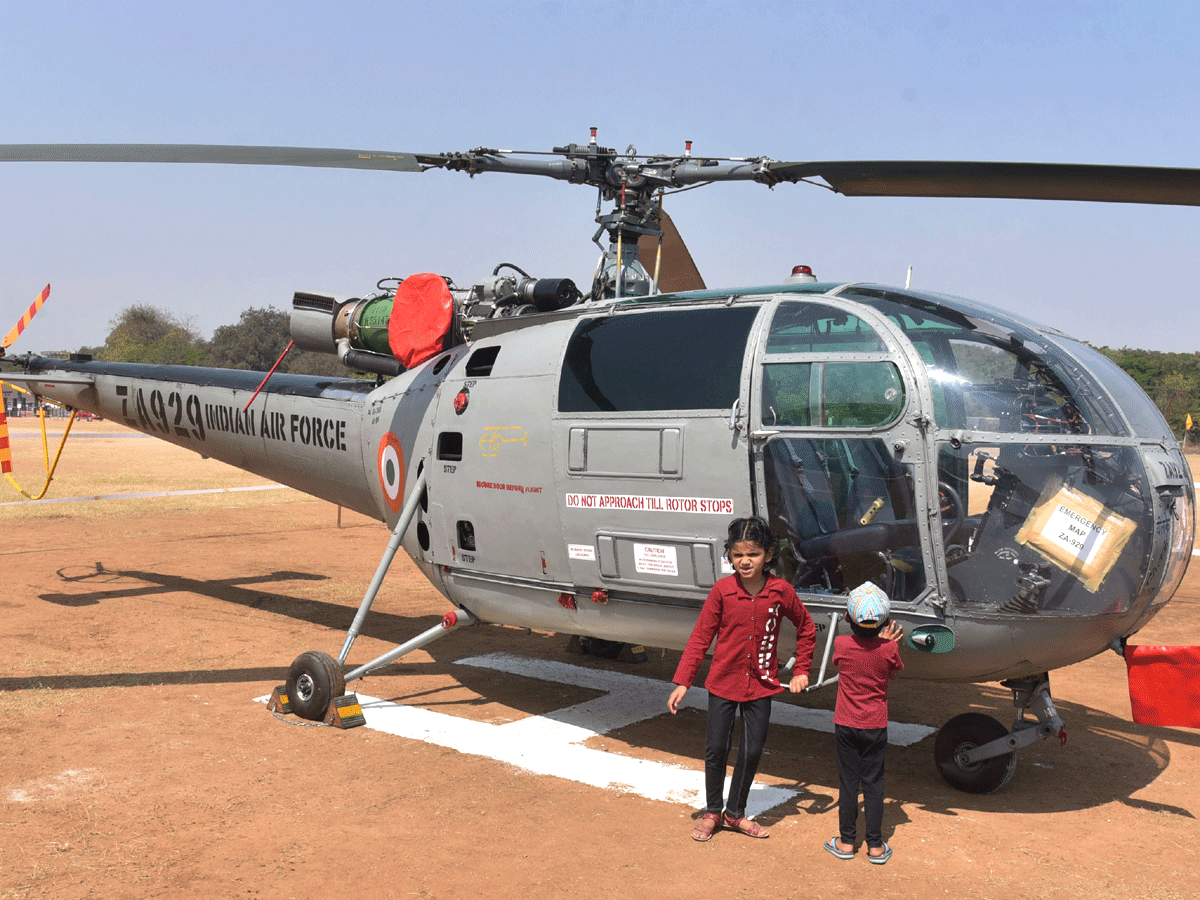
top-left (668, 516), bottom-right (816, 842)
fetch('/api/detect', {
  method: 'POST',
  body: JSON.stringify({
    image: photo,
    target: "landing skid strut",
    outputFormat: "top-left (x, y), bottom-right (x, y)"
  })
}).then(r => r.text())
top-left (281, 469), bottom-right (480, 722)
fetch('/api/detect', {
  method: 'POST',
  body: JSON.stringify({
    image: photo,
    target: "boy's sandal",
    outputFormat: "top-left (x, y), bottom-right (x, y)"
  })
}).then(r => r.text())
top-left (868, 842), bottom-right (893, 865)
top-left (722, 814), bottom-right (769, 839)
top-left (691, 812), bottom-right (721, 842)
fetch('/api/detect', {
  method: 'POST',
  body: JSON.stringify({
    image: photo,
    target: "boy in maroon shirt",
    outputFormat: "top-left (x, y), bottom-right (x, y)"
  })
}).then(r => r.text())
top-left (824, 580), bottom-right (904, 865)
top-left (668, 517), bottom-right (816, 841)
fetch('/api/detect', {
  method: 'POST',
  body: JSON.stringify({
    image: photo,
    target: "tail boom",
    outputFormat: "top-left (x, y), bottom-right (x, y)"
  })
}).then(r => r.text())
top-left (7, 357), bottom-right (381, 517)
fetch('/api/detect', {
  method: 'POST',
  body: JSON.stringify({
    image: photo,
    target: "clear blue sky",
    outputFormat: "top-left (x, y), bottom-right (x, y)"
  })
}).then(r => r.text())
top-left (2, 1), bottom-right (1199, 353)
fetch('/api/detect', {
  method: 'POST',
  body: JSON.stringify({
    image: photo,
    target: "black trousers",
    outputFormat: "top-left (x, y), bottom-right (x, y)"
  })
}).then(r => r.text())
top-left (705, 693), bottom-right (772, 819)
top-left (835, 724), bottom-right (888, 848)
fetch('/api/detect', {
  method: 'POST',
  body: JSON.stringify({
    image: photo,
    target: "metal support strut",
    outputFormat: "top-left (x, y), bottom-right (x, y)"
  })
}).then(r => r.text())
top-left (782, 610), bottom-right (841, 692)
top-left (962, 675), bottom-right (1066, 765)
top-left (806, 610), bottom-right (842, 692)
top-left (344, 608), bottom-right (477, 684)
top-left (338, 469), bottom-right (426, 665)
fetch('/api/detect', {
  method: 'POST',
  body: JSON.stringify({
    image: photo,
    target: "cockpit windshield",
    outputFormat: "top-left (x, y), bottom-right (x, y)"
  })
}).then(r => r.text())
top-left (756, 287), bottom-right (1186, 622)
top-left (840, 287), bottom-right (1128, 437)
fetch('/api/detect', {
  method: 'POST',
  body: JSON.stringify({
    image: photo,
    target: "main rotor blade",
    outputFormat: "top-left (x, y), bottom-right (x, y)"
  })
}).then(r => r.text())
top-left (7, 144), bottom-right (1200, 207)
top-left (638, 211), bottom-right (705, 293)
top-left (769, 160), bottom-right (1200, 207)
top-left (0, 144), bottom-right (427, 173)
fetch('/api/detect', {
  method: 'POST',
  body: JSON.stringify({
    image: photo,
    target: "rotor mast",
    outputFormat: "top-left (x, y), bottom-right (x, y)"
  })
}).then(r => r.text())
top-left (422, 128), bottom-right (775, 298)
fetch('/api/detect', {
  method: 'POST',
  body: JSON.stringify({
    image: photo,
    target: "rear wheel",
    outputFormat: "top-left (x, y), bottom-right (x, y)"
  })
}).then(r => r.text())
top-left (286, 650), bottom-right (346, 721)
top-left (933, 712), bottom-right (1016, 794)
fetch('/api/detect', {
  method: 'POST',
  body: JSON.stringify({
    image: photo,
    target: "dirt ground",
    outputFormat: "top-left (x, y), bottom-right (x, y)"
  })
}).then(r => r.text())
top-left (3, 417), bottom-right (1200, 900)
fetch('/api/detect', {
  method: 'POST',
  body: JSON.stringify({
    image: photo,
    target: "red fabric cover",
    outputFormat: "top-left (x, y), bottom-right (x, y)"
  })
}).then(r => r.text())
top-left (387, 273), bottom-right (453, 368)
top-left (1125, 644), bottom-right (1200, 728)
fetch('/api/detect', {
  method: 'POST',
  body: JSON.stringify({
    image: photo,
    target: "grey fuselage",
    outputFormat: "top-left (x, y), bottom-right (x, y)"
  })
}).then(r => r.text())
top-left (16, 281), bottom-right (1193, 683)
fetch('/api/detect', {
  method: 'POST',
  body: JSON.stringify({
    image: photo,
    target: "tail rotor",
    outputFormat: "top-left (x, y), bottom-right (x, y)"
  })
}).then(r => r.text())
top-left (1, 283), bottom-right (51, 358)
top-left (2, 284), bottom-right (53, 481)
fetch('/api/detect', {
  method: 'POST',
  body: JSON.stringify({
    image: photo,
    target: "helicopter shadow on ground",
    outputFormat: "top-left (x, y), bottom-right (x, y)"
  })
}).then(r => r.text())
top-left (440, 650), bottom-right (1198, 822)
top-left (21, 559), bottom-right (616, 720)
top-left (7, 561), bottom-right (459, 694)
top-left (26, 561), bottom-right (1196, 821)
top-left (43, 560), bottom-right (419, 637)
top-left (768, 686), bottom-right (1194, 822)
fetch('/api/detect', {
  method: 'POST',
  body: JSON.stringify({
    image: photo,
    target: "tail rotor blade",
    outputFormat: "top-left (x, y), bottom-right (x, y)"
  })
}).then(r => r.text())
top-left (2, 284), bottom-right (51, 352)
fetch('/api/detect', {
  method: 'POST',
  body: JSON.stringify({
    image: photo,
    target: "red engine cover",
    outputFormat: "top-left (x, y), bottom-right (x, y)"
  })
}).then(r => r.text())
top-left (387, 272), bottom-right (453, 368)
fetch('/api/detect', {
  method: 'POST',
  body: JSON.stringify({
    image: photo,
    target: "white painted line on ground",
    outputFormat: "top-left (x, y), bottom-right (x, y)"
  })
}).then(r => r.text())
top-left (456, 653), bottom-right (936, 747)
top-left (259, 651), bottom-right (936, 816)
top-left (4, 430), bottom-right (151, 438)
top-left (1, 483), bottom-right (290, 507)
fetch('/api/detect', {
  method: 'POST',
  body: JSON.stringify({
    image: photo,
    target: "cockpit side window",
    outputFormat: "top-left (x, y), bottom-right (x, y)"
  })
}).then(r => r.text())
top-left (760, 301), bottom-right (903, 429)
top-left (765, 302), bottom-right (884, 353)
top-left (762, 436), bottom-right (927, 603)
top-left (762, 362), bottom-right (905, 428)
top-left (558, 306), bottom-right (759, 412)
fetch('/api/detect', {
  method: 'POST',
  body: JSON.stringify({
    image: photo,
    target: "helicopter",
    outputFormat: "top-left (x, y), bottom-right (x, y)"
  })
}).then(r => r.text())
top-left (1, 133), bottom-right (1196, 794)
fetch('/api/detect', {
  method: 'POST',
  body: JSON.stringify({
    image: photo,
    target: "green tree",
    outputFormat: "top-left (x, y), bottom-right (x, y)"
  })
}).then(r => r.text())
top-left (100, 304), bottom-right (207, 364)
top-left (1098, 346), bottom-right (1200, 437)
top-left (207, 306), bottom-right (348, 376)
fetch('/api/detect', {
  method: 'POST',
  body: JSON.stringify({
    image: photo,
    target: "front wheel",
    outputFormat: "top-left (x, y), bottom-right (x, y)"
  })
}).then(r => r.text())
top-left (933, 712), bottom-right (1016, 794)
top-left (286, 650), bottom-right (346, 721)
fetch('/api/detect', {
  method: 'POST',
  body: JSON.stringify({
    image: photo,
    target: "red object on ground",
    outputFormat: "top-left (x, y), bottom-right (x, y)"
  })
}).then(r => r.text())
top-left (388, 273), bottom-right (454, 368)
top-left (1125, 644), bottom-right (1200, 727)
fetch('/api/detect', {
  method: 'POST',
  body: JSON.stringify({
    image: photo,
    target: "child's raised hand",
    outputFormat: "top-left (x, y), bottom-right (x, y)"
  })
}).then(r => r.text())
top-left (880, 620), bottom-right (904, 643)
top-left (668, 684), bottom-right (688, 714)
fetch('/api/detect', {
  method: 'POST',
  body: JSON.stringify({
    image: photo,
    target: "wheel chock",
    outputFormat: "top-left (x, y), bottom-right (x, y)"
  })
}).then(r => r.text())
top-left (268, 685), bottom-right (292, 714)
top-left (621, 644), bottom-right (650, 663)
top-left (324, 693), bottom-right (366, 729)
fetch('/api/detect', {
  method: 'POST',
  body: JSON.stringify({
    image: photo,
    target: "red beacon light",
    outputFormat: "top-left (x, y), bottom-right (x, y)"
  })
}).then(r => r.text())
top-left (784, 264), bottom-right (817, 284)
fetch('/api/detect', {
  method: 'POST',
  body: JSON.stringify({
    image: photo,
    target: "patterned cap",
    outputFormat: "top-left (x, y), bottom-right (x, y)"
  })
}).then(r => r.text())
top-left (847, 581), bottom-right (889, 627)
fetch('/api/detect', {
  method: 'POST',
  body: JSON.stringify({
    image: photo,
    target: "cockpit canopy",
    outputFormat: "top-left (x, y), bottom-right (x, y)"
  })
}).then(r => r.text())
top-left (553, 282), bottom-right (1190, 631)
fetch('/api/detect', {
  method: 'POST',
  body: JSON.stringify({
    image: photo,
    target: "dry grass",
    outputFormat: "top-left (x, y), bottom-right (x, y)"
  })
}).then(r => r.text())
top-left (1, 418), bottom-right (310, 520)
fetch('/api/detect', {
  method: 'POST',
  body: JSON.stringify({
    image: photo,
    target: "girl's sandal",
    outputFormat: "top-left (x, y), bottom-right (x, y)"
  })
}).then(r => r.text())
top-left (723, 814), bottom-right (769, 839)
top-left (691, 812), bottom-right (721, 842)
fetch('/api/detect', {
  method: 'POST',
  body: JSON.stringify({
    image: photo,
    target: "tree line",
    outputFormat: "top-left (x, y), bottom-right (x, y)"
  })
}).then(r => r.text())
top-left (1099, 347), bottom-right (1200, 441)
top-left (69, 303), bottom-right (1200, 440)
top-left (78, 304), bottom-right (347, 377)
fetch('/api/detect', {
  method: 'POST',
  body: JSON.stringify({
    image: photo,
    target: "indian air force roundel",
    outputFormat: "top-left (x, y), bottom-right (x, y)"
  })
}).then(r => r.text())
top-left (377, 432), bottom-right (406, 513)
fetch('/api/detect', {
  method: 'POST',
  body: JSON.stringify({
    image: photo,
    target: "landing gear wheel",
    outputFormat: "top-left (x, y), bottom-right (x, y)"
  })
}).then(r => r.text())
top-left (287, 650), bottom-right (346, 721)
top-left (934, 712), bottom-right (1016, 794)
